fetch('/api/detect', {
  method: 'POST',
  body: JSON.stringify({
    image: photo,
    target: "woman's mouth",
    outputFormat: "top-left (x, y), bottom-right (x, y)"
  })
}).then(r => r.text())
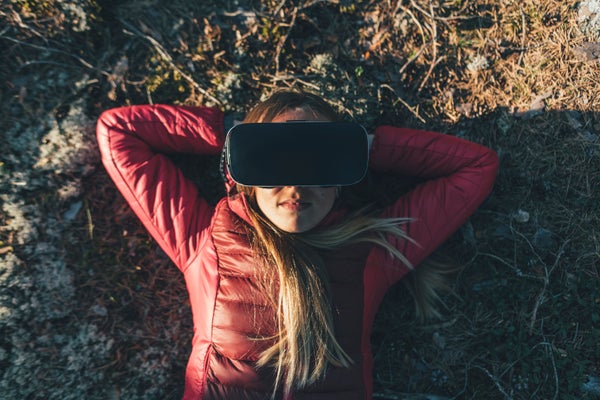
top-left (279, 200), bottom-right (310, 211)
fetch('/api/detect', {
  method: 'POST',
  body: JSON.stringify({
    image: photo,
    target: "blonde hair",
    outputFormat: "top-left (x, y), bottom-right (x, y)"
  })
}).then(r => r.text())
top-left (238, 186), bottom-right (414, 395)
top-left (237, 89), bottom-right (454, 395)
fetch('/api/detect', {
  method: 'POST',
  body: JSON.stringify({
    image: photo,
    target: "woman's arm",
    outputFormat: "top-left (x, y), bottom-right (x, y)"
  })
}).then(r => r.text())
top-left (96, 104), bottom-right (224, 271)
top-left (369, 126), bottom-right (499, 283)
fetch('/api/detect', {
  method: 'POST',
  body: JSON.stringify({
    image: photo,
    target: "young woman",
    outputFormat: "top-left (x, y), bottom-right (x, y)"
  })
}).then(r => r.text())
top-left (97, 90), bottom-right (498, 399)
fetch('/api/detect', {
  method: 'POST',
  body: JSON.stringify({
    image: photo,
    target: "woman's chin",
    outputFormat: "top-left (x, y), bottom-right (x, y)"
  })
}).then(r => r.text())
top-left (275, 219), bottom-right (314, 233)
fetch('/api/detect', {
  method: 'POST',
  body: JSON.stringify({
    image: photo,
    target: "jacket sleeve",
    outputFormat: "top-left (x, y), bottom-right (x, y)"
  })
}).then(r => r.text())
top-left (368, 125), bottom-right (499, 286)
top-left (96, 104), bottom-right (225, 271)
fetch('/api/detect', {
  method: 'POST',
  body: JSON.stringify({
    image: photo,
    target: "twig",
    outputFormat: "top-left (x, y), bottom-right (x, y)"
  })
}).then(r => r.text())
top-left (494, 341), bottom-right (559, 400)
top-left (397, 3), bottom-right (426, 45)
top-left (539, 341), bottom-right (560, 400)
top-left (398, 44), bottom-right (427, 75)
top-left (482, 250), bottom-right (516, 268)
top-left (473, 251), bottom-right (538, 279)
top-left (146, 85), bottom-right (154, 105)
top-left (120, 20), bottom-right (222, 106)
top-left (273, 0), bottom-right (288, 15)
top-left (417, 0), bottom-right (439, 93)
top-left (1, 8), bottom-right (47, 42)
top-left (373, 392), bottom-right (451, 400)
top-left (300, 0), bottom-right (339, 10)
top-left (269, 73), bottom-right (317, 82)
top-left (85, 200), bottom-right (94, 240)
top-left (440, 0), bottom-right (472, 21)
top-left (528, 239), bottom-right (569, 334)
top-left (330, 98), bottom-right (355, 119)
top-left (549, 345), bottom-right (559, 400)
top-left (18, 60), bottom-right (94, 70)
top-left (409, 0), bottom-right (472, 22)
top-left (528, 277), bottom-right (547, 334)
top-left (408, 0), bottom-right (433, 21)
top-left (393, 3), bottom-right (429, 88)
top-left (0, 35), bottom-right (110, 76)
top-left (380, 84), bottom-right (426, 123)
top-left (473, 366), bottom-right (513, 400)
top-left (419, 55), bottom-right (446, 93)
top-left (273, 6), bottom-right (298, 79)
top-left (513, 229), bottom-right (569, 277)
top-left (454, 359), bottom-right (472, 399)
top-left (420, 317), bottom-right (458, 330)
top-left (518, 9), bottom-right (526, 66)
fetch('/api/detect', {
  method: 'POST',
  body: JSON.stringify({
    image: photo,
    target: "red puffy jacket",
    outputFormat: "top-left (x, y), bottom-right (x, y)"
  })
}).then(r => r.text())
top-left (97, 105), bottom-right (498, 399)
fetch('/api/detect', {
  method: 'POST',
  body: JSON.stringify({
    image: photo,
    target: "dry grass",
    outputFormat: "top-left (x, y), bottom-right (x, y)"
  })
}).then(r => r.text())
top-left (1, 0), bottom-right (599, 399)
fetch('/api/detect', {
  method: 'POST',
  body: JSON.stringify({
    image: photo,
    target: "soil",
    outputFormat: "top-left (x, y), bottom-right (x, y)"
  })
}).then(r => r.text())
top-left (1, 1), bottom-right (599, 399)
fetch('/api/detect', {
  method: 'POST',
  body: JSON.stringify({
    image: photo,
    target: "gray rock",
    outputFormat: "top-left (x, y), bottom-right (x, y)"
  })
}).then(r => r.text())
top-left (578, 0), bottom-right (600, 40)
top-left (532, 228), bottom-right (555, 252)
top-left (582, 375), bottom-right (600, 395)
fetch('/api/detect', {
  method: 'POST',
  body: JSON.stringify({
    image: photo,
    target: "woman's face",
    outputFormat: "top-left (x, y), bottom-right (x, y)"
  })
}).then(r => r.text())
top-left (255, 186), bottom-right (337, 233)
top-left (254, 108), bottom-right (338, 233)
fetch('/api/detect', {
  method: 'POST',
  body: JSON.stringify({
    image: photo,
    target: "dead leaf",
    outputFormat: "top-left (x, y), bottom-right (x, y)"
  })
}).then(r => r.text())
top-left (515, 91), bottom-right (552, 118)
top-left (530, 91), bottom-right (552, 112)
top-left (368, 29), bottom-right (389, 52)
top-left (0, 246), bottom-right (13, 255)
top-left (573, 42), bottom-right (600, 62)
top-left (455, 102), bottom-right (473, 116)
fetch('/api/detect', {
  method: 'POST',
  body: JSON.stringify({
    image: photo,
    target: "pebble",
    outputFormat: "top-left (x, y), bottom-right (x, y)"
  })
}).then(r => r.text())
top-left (432, 332), bottom-right (446, 349)
top-left (578, 0), bottom-right (600, 40)
top-left (62, 201), bottom-right (83, 221)
top-left (532, 228), bottom-right (555, 251)
top-left (582, 375), bottom-right (600, 395)
top-left (90, 304), bottom-right (108, 317)
top-left (512, 209), bottom-right (530, 223)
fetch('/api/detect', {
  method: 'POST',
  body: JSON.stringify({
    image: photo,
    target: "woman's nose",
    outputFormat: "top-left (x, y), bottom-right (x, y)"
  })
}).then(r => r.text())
top-left (284, 186), bottom-right (303, 197)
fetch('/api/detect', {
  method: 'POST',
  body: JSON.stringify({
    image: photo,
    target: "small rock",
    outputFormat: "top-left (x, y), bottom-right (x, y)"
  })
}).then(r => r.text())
top-left (10, 104), bottom-right (23, 117)
top-left (461, 221), bottom-right (476, 246)
top-left (432, 332), bottom-right (446, 349)
top-left (90, 304), bottom-right (108, 317)
top-left (62, 201), bottom-right (82, 221)
top-left (582, 375), bottom-right (600, 395)
top-left (578, 0), bottom-right (600, 40)
top-left (455, 102), bottom-right (473, 116)
top-left (466, 54), bottom-right (489, 72)
top-left (565, 110), bottom-right (584, 129)
top-left (580, 131), bottom-right (599, 143)
top-left (512, 209), bottom-right (530, 223)
top-left (573, 42), bottom-right (600, 62)
top-left (513, 91), bottom-right (552, 119)
top-left (494, 224), bottom-right (514, 240)
top-left (497, 114), bottom-right (513, 134)
top-left (529, 91), bottom-right (552, 113)
top-left (532, 228), bottom-right (555, 251)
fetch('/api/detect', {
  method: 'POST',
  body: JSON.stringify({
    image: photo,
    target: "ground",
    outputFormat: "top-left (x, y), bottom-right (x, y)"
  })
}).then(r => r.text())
top-left (0, 0), bottom-right (599, 399)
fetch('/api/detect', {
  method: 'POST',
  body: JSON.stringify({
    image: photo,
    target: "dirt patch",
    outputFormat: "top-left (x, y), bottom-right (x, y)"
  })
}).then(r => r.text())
top-left (1, 0), bottom-right (599, 399)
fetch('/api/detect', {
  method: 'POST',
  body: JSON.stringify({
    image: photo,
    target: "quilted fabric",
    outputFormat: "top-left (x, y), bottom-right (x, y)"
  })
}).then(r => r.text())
top-left (97, 105), bottom-right (498, 399)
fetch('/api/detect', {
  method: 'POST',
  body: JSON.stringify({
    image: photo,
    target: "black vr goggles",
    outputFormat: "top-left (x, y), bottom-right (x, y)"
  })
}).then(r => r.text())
top-left (224, 121), bottom-right (369, 187)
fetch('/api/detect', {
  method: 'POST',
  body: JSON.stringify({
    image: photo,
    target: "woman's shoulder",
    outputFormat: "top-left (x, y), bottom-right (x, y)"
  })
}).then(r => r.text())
top-left (211, 195), bottom-right (252, 234)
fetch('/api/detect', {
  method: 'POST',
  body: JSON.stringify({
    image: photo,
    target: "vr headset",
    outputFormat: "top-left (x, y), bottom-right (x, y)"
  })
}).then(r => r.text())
top-left (224, 121), bottom-right (368, 187)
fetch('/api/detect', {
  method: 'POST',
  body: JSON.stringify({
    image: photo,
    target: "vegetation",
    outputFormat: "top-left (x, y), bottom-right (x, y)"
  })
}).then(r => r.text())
top-left (1, 0), bottom-right (598, 399)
